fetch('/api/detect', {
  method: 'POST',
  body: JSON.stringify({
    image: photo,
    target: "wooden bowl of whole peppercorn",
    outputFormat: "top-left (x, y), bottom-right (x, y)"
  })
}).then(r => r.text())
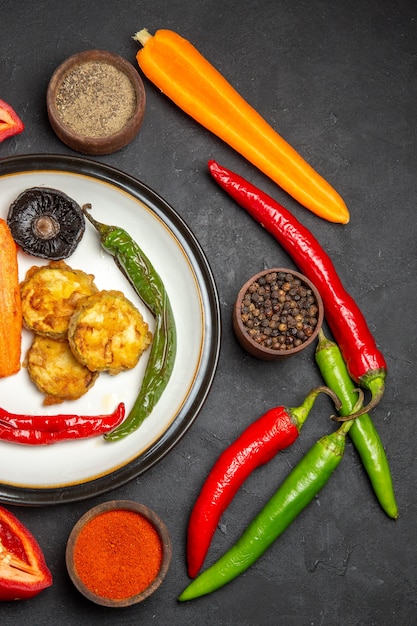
top-left (233, 268), bottom-right (324, 361)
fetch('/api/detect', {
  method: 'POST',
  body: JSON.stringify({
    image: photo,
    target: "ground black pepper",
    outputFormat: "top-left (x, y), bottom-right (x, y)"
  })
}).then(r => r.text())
top-left (55, 61), bottom-right (137, 138)
top-left (240, 271), bottom-right (319, 351)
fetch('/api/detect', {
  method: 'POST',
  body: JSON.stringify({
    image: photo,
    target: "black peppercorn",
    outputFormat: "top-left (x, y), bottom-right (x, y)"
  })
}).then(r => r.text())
top-left (239, 271), bottom-right (320, 351)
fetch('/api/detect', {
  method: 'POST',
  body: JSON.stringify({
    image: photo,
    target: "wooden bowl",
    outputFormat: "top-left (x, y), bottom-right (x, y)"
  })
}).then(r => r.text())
top-left (66, 500), bottom-right (172, 607)
top-left (233, 268), bottom-right (324, 361)
top-left (47, 50), bottom-right (146, 155)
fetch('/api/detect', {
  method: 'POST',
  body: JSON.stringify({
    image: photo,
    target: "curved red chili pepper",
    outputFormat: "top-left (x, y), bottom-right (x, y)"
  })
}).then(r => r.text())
top-left (0, 402), bottom-right (125, 445)
top-left (187, 386), bottom-right (338, 578)
top-left (208, 160), bottom-right (386, 417)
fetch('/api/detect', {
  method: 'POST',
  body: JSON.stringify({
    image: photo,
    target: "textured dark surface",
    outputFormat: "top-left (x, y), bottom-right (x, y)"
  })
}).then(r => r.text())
top-left (1, 1), bottom-right (416, 624)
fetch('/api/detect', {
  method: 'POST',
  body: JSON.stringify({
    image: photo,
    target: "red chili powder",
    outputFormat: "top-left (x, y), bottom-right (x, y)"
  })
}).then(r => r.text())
top-left (73, 509), bottom-right (163, 600)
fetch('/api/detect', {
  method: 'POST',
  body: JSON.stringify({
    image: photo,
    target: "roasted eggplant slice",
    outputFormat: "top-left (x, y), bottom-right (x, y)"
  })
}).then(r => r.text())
top-left (68, 290), bottom-right (152, 375)
top-left (20, 261), bottom-right (98, 338)
top-left (7, 187), bottom-right (85, 259)
top-left (25, 335), bottom-right (99, 405)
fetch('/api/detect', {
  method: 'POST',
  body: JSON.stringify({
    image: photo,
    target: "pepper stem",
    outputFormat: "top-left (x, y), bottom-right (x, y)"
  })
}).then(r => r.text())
top-left (133, 28), bottom-right (153, 46)
top-left (331, 388), bottom-right (365, 423)
top-left (290, 385), bottom-right (341, 429)
top-left (316, 327), bottom-right (336, 353)
top-left (82, 203), bottom-right (115, 240)
top-left (335, 390), bottom-right (364, 435)
top-left (316, 329), bottom-right (386, 421)
top-left (340, 375), bottom-right (385, 421)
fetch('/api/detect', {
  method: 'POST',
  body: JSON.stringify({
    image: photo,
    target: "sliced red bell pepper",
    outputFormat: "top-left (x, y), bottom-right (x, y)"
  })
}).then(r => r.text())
top-left (0, 506), bottom-right (52, 600)
top-left (0, 99), bottom-right (24, 143)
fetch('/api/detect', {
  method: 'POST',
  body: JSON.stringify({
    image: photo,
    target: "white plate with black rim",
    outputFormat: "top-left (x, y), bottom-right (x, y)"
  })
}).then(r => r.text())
top-left (0, 154), bottom-right (221, 505)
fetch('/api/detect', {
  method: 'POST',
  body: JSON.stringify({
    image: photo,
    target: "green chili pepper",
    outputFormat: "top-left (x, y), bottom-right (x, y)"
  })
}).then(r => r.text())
top-left (82, 204), bottom-right (177, 441)
top-left (178, 419), bottom-right (352, 601)
top-left (315, 329), bottom-right (398, 519)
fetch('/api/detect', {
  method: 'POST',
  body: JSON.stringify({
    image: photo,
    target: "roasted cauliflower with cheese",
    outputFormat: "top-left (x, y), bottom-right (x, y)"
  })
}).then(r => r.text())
top-left (20, 261), bottom-right (98, 338)
top-left (68, 290), bottom-right (152, 375)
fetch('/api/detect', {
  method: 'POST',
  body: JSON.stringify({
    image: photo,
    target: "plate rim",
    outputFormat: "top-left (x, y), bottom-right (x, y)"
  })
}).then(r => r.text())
top-left (0, 154), bottom-right (221, 506)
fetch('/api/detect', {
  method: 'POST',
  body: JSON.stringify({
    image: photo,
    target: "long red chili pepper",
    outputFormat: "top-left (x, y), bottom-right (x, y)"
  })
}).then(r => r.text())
top-left (0, 403), bottom-right (125, 445)
top-left (186, 386), bottom-right (340, 578)
top-left (208, 160), bottom-right (386, 418)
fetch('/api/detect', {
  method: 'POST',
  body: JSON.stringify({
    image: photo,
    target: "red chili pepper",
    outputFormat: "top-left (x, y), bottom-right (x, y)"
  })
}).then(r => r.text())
top-left (208, 160), bottom-right (386, 418)
top-left (0, 506), bottom-right (52, 600)
top-left (0, 99), bottom-right (24, 143)
top-left (186, 386), bottom-right (339, 578)
top-left (0, 402), bottom-right (125, 445)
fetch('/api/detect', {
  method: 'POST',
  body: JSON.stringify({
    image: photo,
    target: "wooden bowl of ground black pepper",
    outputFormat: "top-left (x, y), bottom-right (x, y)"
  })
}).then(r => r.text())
top-left (233, 268), bottom-right (324, 361)
top-left (66, 500), bottom-right (172, 607)
top-left (47, 50), bottom-right (146, 155)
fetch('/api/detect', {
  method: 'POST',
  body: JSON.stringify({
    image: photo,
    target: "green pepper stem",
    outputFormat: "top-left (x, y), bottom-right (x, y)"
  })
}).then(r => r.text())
top-left (82, 203), bottom-right (117, 240)
top-left (337, 376), bottom-right (385, 421)
top-left (290, 385), bottom-right (341, 429)
top-left (331, 387), bottom-right (364, 423)
top-left (316, 327), bottom-right (336, 352)
top-left (335, 392), bottom-right (363, 435)
top-left (316, 328), bottom-right (385, 420)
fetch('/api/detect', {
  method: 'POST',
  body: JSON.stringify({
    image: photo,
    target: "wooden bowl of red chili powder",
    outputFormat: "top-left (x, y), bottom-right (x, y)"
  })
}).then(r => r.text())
top-left (66, 500), bottom-right (172, 607)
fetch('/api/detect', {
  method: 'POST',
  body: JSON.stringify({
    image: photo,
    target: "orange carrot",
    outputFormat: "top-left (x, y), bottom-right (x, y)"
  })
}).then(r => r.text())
top-left (0, 218), bottom-right (22, 377)
top-left (134, 28), bottom-right (349, 224)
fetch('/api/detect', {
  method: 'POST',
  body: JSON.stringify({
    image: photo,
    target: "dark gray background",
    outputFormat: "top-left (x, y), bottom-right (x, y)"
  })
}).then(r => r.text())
top-left (1, 1), bottom-right (416, 624)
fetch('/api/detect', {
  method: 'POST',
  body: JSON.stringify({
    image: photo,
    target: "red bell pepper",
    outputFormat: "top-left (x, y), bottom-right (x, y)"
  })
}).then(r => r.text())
top-left (0, 99), bottom-right (24, 143)
top-left (0, 506), bottom-right (52, 600)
